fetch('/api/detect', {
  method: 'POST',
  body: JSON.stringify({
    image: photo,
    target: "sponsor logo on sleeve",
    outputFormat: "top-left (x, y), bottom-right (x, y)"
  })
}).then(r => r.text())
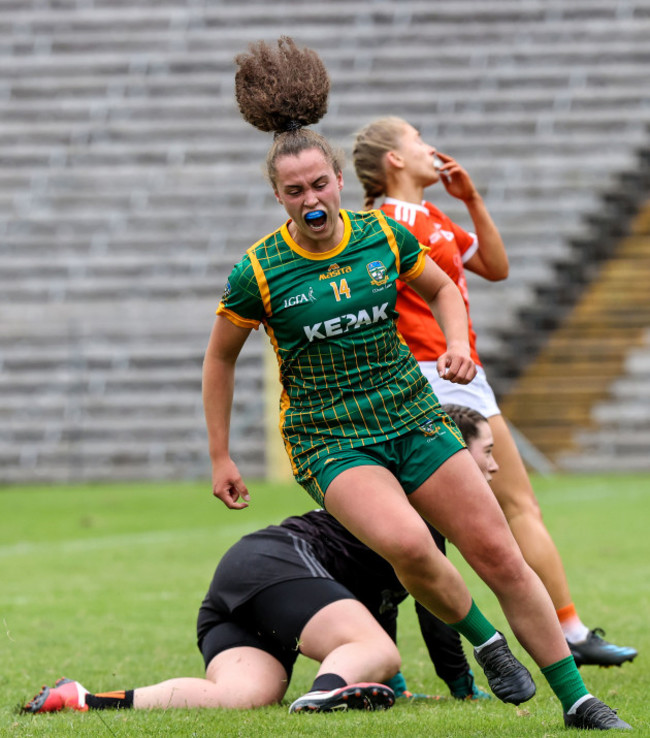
top-left (221, 280), bottom-right (231, 303)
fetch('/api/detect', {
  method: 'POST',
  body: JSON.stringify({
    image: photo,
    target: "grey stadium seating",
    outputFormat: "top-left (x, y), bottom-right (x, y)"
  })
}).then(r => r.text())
top-left (1, 0), bottom-right (650, 482)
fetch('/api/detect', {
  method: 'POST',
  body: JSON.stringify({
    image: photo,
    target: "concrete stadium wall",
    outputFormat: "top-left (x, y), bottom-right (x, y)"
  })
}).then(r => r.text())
top-left (1, 0), bottom-right (650, 482)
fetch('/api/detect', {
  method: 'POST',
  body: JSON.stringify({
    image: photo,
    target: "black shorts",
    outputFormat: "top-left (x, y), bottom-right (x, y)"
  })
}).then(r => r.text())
top-left (196, 529), bottom-right (355, 679)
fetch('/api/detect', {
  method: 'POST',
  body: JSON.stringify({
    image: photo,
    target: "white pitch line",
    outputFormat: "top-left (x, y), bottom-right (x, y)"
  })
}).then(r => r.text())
top-left (0, 520), bottom-right (262, 559)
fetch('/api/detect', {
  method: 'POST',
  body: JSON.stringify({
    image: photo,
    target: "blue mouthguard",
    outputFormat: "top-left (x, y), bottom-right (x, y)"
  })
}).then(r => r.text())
top-left (305, 210), bottom-right (326, 221)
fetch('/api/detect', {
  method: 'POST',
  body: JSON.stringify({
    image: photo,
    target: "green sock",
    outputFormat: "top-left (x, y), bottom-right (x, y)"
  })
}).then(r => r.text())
top-left (541, 656), bottom-right (589, 712)
top-left (449, 599), bottom-right (497, 647)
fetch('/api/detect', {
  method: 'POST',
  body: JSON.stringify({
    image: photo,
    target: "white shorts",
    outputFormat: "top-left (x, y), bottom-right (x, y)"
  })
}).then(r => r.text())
top-left (418, 363), bottom-right (501, 419)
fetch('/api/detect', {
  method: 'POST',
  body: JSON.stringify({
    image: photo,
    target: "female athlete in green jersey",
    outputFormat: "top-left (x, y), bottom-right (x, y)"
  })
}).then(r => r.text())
top-left (202, 37), bottom-right (630, 731)
top-left (218, 205), bottom-right (463, 502)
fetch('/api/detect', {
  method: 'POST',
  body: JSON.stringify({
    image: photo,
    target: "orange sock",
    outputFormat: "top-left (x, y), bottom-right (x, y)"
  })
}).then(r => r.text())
top-left (557, 603), bottom-right (589, 643)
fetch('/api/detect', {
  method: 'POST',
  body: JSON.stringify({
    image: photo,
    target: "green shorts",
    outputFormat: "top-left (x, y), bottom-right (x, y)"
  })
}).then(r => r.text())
top-left (301, 413), bottom-right (466, 508)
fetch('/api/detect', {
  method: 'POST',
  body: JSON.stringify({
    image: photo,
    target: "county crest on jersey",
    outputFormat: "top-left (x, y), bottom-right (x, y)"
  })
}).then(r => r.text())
top-left (217, 209), bottom-right (442, 480)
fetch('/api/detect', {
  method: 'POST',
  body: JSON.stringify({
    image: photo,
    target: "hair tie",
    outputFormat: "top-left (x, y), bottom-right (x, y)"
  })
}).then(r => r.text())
top-left (273, 120), bottom-right (303, 139)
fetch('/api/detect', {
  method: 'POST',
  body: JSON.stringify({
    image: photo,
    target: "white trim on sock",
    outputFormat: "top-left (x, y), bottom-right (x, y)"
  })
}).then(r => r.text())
top-left (474, 631), bottom-right (503, 653)
top-left (567, 693), bottom-right (594, 715)
top-left (563, 622), bottom-right (590, 644)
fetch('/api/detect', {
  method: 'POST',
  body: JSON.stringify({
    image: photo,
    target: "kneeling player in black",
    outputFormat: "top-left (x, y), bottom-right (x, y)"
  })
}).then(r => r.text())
top-left (23, 511), bottom-right (397, 715)
top-left (23, 506), bottom-right (488, 716)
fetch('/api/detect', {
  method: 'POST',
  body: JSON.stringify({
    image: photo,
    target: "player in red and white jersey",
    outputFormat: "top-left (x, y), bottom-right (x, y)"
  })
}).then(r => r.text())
top-left (353, 116), bottom-right (637, 670)
top-left (381, 198), bottom-right (482, 367)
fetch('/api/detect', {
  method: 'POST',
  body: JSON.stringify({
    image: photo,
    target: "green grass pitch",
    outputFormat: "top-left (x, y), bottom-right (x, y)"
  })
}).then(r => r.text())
top-left (1, 473), bottom-right (648, 736)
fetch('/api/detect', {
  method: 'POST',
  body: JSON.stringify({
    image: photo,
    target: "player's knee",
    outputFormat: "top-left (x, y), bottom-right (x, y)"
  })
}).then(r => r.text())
top-left (472, 539), bottom-right (527, 590)
top-left (362, 637), bottom-right (401, 683)
top-left (218, 679), bottom-right (286, 709)
top-left (386, 527), bottom-right (439, 572)
top-left (380, 639), bottom-right (402, 679)
top-left (498, 487), bottom-right (543, 523)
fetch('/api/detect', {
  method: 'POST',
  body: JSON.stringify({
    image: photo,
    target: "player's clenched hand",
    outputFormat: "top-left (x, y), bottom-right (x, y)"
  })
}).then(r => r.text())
top-left (211, 458), bottom-right (250, 509)
top-left (437, 348), bottom-right (477, 385)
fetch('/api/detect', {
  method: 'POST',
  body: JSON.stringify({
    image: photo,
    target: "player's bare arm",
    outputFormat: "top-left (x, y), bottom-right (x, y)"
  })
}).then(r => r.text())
top-left (203, 316), bottom-right (252, 509)
top-left (435, 152), bottom-right (508, 282)
top-left (408, 259), bottom-right (476, 385)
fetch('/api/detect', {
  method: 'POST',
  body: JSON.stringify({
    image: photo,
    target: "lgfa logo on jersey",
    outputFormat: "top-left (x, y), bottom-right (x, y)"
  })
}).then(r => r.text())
top-left (367, 260), bottom-right (389, 286)
top-left (283, 286), bottom-right (316, 309)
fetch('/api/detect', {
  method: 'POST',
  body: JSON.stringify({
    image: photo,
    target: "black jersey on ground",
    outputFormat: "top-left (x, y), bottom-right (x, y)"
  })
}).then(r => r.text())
top-left (280, 508), bottom-right (447, 643)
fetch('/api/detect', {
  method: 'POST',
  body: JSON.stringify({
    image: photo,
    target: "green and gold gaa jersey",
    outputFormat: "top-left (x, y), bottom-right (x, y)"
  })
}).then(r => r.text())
top-left (218, 209), bottom-right (443, 481)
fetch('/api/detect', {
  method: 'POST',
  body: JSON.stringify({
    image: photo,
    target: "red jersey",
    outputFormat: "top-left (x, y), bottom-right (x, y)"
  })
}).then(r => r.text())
top-left (381, 198), bottom-right (481, 366)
